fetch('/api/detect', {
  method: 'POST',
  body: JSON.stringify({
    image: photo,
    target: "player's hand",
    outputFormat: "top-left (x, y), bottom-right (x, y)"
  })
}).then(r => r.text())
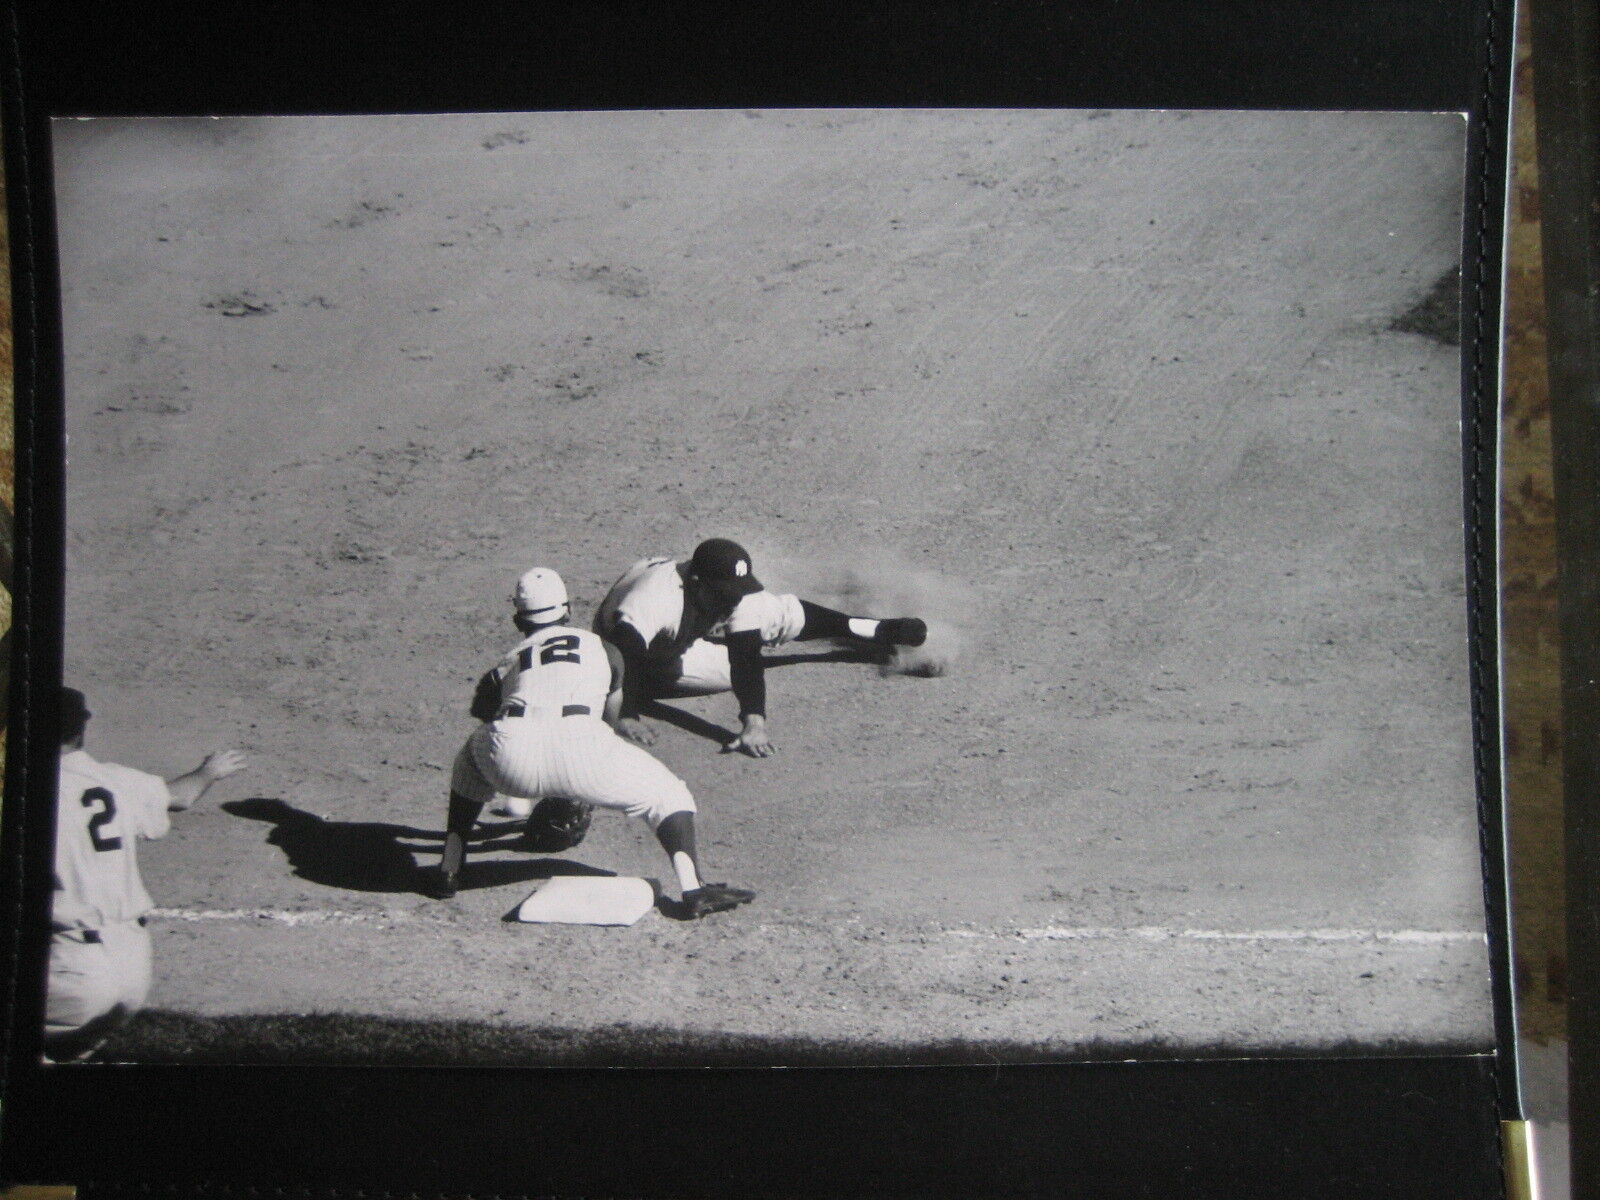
top-left (724, 716), bottom-right (775, 758)
top-left (615, 717), bottom-right (657, 747)
top-left (201, 749), bottom-right (248, 782)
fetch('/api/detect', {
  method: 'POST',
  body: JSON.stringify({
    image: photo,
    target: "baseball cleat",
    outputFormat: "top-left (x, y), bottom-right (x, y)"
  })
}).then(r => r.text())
top-left (679, 883), bottom-right (756, 919)
top-left (873, 617), bottom-right (928, 648)
top-left (436, 830), bottom-right (467, 899)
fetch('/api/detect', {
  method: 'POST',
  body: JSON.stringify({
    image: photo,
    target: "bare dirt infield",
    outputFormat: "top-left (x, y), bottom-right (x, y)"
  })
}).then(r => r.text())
top-left (53, 109), bottom-right (1490, 1059)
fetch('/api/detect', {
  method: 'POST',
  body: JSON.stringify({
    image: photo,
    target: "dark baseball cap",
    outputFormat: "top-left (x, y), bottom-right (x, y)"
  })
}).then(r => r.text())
top-left (688, 538), bottom-right (763, 604)
top-left (61, 687), bottom-right (90, 721)
top-left (60, 687), bottom-right (91, 742)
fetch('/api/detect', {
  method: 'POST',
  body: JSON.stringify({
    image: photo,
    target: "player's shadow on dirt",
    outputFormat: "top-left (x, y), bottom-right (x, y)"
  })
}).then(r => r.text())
top-left (761, 646), bottom-right (883, 669)
top-left (640, 700), bottom-right (738, 746)
top-left (645, 647), bottom-right (882, 747)
top-left (455, 850), bottom-right (616, 896)
top-left (223, 798), bottom-right (614, 896)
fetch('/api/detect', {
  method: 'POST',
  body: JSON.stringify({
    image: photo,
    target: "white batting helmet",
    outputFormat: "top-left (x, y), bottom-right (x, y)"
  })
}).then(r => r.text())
top-left (511, 567), bottom-right (569, 621)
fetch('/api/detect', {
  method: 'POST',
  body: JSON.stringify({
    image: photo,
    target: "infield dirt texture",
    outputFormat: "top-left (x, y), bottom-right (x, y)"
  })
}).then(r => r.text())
top-left (53, 110), bottom-right (1489, 1059)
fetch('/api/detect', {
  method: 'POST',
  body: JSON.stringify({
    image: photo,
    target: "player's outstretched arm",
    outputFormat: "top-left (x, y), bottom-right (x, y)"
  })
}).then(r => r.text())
top-left (724, 713), bottom-right (774, 757)
top-left (605, 622), bottom-right (657, 746)
top-left (614, 717), bottom-right (655, 746)
top-left (166, 748), bottom-right (247, 811)
top-left (722, 631), bottom-right (775, 757)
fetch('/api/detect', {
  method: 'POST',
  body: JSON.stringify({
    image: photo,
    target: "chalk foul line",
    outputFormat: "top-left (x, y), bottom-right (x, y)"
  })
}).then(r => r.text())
top-left (148, 907), bottom-right (421, 927)
top-left (147, 908), bottom-right (1487, 947)
top-left (945, 926), bottom-right (1486, 945)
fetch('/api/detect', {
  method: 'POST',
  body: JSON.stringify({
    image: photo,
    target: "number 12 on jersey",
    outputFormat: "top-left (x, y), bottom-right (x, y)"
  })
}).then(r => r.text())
top-left (520, 635), bottom-right (581, 668)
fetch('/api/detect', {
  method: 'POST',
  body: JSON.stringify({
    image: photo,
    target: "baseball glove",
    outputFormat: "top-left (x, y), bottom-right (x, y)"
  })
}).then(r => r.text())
top-left (522, 796), bottom-right (595, 853)
top-left (470, 670), bottom-right (503, 721)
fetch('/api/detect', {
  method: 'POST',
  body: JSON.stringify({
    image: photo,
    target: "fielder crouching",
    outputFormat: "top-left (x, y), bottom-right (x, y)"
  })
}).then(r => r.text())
top-left (48, 687), bottom-right (247, 1062)
top-left (594, 538), bottom-right (928, 758)
top-left (436, 567), bottom-right (754, 920)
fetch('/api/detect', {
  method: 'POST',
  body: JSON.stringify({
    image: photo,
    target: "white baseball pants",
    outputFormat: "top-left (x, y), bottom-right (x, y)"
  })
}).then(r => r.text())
top-left (46, 918), bottom-right (152, 1038)
top-left (450, 713), bottom-right (695, 828)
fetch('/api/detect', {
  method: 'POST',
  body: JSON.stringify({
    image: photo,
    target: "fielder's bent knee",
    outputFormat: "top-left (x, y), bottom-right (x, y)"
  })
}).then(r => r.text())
top-left (449, 740), bottom-right (496, 805)
top-left (641, 786), bottom-right (696, 830)
top-left (772, 593), bottom-right (806, 644)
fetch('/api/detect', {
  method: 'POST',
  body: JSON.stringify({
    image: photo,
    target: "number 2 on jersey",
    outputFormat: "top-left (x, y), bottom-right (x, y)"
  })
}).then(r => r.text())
top-left (81, 787), bottom-right (123, 852)
top-left (519, 635), bottom-right (582, 669)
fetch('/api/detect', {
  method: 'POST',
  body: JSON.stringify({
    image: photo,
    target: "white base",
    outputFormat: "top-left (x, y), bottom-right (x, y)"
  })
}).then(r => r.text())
top-left (514, 876), bottom-right (658, 926)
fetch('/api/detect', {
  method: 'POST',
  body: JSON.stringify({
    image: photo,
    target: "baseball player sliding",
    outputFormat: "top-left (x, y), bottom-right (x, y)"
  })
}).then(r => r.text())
top-left (436, 567), bottom-right (755, 919)
top-left (48, 687), bottom-right (247, 1062)
top-left (594, 538), bottom-right (927, 757)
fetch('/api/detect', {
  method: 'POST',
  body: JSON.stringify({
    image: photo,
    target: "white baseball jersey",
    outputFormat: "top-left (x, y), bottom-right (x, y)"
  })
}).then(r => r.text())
top-left (593, 557), bottom-right (698, 661)
top-left (451, 623), bottom-right (695, 827)
top-left (53, 750), bottom-right (172, 931)
top-left (596, 557), bottom-right (804, 659)
top-left (488, 624), bottom-right (617, 718)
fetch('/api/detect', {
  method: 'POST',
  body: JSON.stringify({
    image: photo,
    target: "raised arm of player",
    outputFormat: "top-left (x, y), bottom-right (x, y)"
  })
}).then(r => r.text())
top-left (606, 620), bottom-right (658, 746)
top-left (165, 749), bottom-right (248, 812)
top-left (722, 629), bottom-right (774, 757)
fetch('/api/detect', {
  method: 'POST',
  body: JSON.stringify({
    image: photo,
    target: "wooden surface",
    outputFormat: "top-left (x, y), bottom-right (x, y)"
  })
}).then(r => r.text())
top-left (0, 137), bottom-right (12, 747)
top-left (1505, 0), bottom-right (1568, 1046)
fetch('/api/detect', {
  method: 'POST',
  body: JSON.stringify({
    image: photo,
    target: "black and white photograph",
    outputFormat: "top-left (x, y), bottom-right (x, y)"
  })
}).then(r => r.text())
top-left (42, 107), bottom-right (1490, 1067)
